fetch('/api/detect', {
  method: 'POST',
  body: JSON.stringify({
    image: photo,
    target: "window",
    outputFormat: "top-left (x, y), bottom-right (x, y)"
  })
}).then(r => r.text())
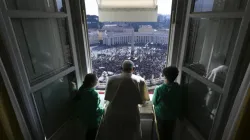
top-left (185, 18), bottom-right (241, 88)
top-left (6, 0), bottom-right (65, 12)
top-left (193, 0), bottom-right (248, 12)
top-left (182, 73), bottom-right (221, 139)
top-left (12, 18), bottom-right (72, 85)
top-left (85, 0), bottom-right (172, 90)
top-left (33, 72), bottom-right (75, 138)
top-left (179, 0), bottom-right (250, 139)
top-left (1, 0), bottom-right (80, 138)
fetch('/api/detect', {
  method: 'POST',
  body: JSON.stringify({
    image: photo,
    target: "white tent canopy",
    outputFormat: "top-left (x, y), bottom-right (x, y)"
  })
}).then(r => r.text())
top-left (97, 0), bottom-right (157, 8)
top-left (97, 0), bottom-right (158, 22)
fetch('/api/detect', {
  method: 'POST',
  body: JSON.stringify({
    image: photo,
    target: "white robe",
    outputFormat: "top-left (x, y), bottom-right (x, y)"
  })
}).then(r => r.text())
top-left (96, 73), bottom-right (149, 140)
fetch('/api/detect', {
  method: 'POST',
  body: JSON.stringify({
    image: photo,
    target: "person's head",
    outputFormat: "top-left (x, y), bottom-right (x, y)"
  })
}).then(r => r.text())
top-left (122, 60), bottom-right (135, 73)
top-left (83, 73), bottom-right (98, 88)
top-left (163, 66), bottom-right (179, 83)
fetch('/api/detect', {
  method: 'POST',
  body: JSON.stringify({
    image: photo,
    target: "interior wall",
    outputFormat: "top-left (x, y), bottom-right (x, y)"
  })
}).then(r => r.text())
top-left (0, 75), bottom-right (24, 140)
top-left (234, 88), bottom-right (250, 140)
top-left (0, 120), bottom-right (8, 140)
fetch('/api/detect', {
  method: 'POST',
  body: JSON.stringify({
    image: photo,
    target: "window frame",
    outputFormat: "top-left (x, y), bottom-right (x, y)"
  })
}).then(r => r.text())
top-left (0, 0), bottom-right (82, 139)
top-left (222, 63), bottom-right (250, 139)
top-left (177, 0), bottom-right (250, 139)
top-left (0, 57), bottom-right (32, 140)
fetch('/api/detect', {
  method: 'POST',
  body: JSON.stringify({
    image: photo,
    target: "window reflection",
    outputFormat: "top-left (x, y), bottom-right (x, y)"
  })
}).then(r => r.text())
top-left (56, 0), bottom-right (64, 12)
top-left (193, 0), bottom-right (247, 12)
top-left (33, 73), bottom-right (75, 138)
top-left (182, 73), bottom-right (221, 139)
top-left (185, 18), bottom-right (241, 87)
top-left (6, 0), bottom-right (65, 12)
top-left (12, 18), bottom-right (72, 85)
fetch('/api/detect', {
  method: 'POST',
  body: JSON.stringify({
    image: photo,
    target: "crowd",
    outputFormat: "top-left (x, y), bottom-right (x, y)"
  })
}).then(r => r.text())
top-left (91, 45), bottom-right (168, 80)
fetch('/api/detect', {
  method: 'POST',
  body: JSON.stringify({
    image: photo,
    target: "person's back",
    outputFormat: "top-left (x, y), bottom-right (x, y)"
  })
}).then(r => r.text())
top-left (153, 82), bottom-right (182, 120)
top-left (75, 74), bottom-right (104, 140)
top-left (153, 66), bottom-right (182, 140)
top-left (76, 86), bottom-right (103, 127)
top-left (97, 60), bottom-right (149, 140)
top-left (105, 73), bottom-right (149, 104)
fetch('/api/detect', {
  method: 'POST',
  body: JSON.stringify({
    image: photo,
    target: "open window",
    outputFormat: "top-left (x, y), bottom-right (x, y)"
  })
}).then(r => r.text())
top-left (176, 0), bottom-right (250, 140)
top-left (0, 0), bottom-right (80, 139)
top-left (83, 0), bottom-right (172, 97)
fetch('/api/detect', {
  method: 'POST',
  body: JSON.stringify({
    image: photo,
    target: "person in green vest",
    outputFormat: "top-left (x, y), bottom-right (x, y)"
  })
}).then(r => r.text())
top-left (153, 66), bottom-right (182, 140)
top-left (75, 73), bottom-right (104, 140)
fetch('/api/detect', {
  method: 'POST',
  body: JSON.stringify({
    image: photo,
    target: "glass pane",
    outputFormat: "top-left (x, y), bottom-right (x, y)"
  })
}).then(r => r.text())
top-left (193, 0), bottom-right (248, 12)
top-left (6, 0), bottom-right (65, 12)
top-left (184, 18), bottom-right (241, 87)
top-left (182, 73), bottom-right (221, 139)
top-left (33, 73), bottom-right (76, 138)
top-left (12, 18), bottom-right (72, 85)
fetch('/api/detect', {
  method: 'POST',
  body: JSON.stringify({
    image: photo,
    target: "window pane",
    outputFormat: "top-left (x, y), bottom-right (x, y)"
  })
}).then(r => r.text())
top-left (12, 18), bottom-right (72, 85)
top-left (182, 73), bottom-right (221, 139)
top-left (193, 0), bottom-right (248, 12)
top-left (6, 0), bottom-right (65, 12)
top-left (184, 18), bottom-right (241, 87)
top-left (33, 73), bottom-right (75, 138)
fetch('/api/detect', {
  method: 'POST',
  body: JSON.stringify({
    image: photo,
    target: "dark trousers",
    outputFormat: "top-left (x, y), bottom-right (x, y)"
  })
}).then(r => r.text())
top-left (86, 127), bottom-right (98, 140)
top-left (157, 118), bottom-right (176, 140)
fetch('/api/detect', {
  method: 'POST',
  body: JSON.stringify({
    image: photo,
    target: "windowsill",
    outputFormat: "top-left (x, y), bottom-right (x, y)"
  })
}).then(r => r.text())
top-left (96, 89), bottom-right (154, 95)
top-left (98, 93), bottom-right (154, 106)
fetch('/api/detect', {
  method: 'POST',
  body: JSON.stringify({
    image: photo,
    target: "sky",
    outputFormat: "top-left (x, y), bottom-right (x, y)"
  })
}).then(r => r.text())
top-left (85, 0), bottom-right (172, 15)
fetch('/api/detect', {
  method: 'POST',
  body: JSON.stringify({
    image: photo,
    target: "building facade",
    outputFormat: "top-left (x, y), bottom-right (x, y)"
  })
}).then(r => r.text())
top-left (102, 31), bottom-right (169, 46)
top-left (88, 30), bottom-right (99, 45)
